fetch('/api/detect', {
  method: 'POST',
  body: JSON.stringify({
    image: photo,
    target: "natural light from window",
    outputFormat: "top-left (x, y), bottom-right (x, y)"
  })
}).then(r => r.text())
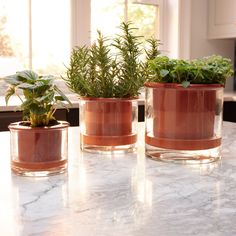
top-left (0, 0), bottom-right (70, 77)
top-left (91, 0), bottom-right (158, 43)
top-left (0, 0), bottom-right (159, 98)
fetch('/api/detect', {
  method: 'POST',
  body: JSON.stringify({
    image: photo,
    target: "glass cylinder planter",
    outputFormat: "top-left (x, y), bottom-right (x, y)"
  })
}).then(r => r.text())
top-left (145, 82), bottom-right (224, 164)
top-left (8, 121), bottom-right (69, 176)
top-left (80, 98), bottom-right (138, 153)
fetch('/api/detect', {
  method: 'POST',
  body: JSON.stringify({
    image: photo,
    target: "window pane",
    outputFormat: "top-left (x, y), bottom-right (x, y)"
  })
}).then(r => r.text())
top-left (128, 1), bottom-right (158, 39)
top-left (31, 0), bottom-right (70, 75)
top-left (0, 0), bottom-right (70, 77)
top-left (91, 0), bottom-right (158, 41)
top-left (0, 0), bottom-right (29, 77)
top-left (91, 0), bottom-right (124, 42)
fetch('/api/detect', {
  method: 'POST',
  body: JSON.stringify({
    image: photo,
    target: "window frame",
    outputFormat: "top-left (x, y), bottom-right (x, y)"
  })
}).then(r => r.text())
top-left (70, 0), bottom-right (162, 47)
top-left (1, 0), bottom-right (163, 73)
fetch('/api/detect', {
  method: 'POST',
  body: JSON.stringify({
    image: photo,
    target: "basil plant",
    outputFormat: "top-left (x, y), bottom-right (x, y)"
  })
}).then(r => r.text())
top-left (4, 70), bottom-right (71, 127)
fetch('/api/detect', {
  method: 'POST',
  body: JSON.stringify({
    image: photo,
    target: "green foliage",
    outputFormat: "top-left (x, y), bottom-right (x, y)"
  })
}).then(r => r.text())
top-left (0, 16), bottom-right (14, 56)
top-left (145, 38), bottom-right (161, 61)
top-left (4, 70), bottom-right (71, 127)
top-left (127, 4), bottom-right (157, 39)
top-left (64, 22), bottom-right (160, 98)
top-left (148, 55), bottom-right (234, 86)
top-left (112, 22), bottom-right (144, 97)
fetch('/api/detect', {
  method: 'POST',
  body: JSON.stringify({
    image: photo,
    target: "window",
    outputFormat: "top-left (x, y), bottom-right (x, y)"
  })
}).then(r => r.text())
top-left (91, 0), bottom-right (160, 42)
top-left (0, 0), bottom-right (160, 98)
top-left (0, 0), bottom-right (28, 76)
top-left (0, 0), bottom-right (70, 77)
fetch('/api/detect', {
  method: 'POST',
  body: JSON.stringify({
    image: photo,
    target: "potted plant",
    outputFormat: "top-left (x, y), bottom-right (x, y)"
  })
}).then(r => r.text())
top-left (64, 22), bottom-right (159, 153)
top-left (145, 55), bottom-right (233, 163)
top-left (4, 70), bottom-right (71, 176)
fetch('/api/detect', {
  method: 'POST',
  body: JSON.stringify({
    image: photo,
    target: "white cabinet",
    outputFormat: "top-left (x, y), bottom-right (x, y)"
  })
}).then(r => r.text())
top-left (208, 0), bottom-right (236, 39)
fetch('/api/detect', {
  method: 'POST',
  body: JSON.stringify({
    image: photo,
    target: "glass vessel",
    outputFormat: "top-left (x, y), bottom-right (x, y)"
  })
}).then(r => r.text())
top-left (145, 82), bottom-right (224, 164)
top-left (80, 98), bottom-right (138, 153)
top-left (9, 121), bottom-right (69, 176)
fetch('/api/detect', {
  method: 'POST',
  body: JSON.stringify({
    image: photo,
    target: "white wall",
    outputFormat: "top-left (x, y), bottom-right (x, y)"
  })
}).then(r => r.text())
top-left (179, 0), bottom-right (234, 91)
top-left (190, 0), bottom-right (234, 59)
top-left (71, 0), bottom-right (91, 47)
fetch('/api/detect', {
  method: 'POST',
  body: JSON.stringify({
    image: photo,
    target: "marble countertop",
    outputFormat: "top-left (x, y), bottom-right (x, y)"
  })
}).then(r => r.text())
top-left (0, 122), bottom-right (236, 235)
top-left (224, 91), bottom-right (236, 102)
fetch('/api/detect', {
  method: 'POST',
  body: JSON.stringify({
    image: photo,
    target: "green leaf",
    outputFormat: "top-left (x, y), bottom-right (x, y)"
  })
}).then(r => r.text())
top-left (55, 95), bottom-right (65, 101)
top-left (18, 83), bottom-right (35, 90)
top-left (182, 81), bottom-right (190, 88)
top-left (35, 91), bottom-right (54, 103)
top-left (64, 22), bottom-right (145, 98)
top-left (148, 55), bottom-right (233, 84)
top-left (160, 69), bottom-right (169, 77)
top-left (148, 60), bottom-right (157, 71)
top-left (4, 69), bottom-right (71, 127)
top-left (22, 109), bottom-right (30, 121)
top-left (4, 75), bottom-right (21, 85)
top-left (29, 103), bottom-right (47, 115)
top-left (38, 76), bottom-right (54, 85)
top-left (54, 85), bottom-right (72, 106)
top-left (17, 70), bottom-right (38, 82)
top-left (21, 99), bottom-right (32, 108)
top-left (5, 86), bottom-right (15, 105)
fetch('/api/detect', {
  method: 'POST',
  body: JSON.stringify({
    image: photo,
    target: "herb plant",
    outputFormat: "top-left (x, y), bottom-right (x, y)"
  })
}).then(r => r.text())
top-left (148, 55), bottom-right (233, 87)
top-left (64, 22), bottom-right (160, 98)
top-left (4, 70), bottom-right (71, 127)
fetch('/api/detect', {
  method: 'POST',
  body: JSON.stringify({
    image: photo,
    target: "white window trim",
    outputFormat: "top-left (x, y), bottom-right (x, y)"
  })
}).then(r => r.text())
top-left (178, 0), bottom-right (191, 59)
top-left (158, 0), bottom-right (179, 58)
top-left (132, 0), bottom-right (160, 6)
top-left (28, 0), bottom-right (32, 69)
top-left (71, 0), bottom-right (91, 47)
top-left (158, 0), bottom-right (165, 50)
top-left (159, 0), bottom-right (191, 59)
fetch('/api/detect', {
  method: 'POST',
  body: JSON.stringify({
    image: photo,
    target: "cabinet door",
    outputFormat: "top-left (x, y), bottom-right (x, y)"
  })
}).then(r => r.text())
top-left (208, 0), bottom-right (236, 39)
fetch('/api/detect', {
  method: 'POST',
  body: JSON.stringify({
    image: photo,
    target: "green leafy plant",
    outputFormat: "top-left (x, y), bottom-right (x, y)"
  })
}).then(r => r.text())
top-left (4, 70), bottom-right (71, 127)
top-left (148, 55), bottom-right (233, 87)
top-left (64, 22), bottom-right (160, 98)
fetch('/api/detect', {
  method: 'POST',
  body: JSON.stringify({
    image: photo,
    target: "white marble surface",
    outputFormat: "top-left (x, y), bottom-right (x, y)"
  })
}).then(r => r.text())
top-left (0, 122), bottom-right (236, 236)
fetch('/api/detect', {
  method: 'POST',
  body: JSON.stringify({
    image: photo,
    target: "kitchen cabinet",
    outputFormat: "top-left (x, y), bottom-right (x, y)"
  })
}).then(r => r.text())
top-left (208, 0), bottom-right (236, 39)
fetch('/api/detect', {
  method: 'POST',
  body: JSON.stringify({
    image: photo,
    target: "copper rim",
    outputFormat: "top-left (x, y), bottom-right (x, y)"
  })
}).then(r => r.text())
top-left (12, 159), bottom-right (67, 171)
top-left (79, 97), bottom-right (138, 102)
top-left (145, 135), bottom-right (221, 150)
top-left (8, 121), bottom-right (69, 131)
top-left (144, 82), bottom-right (224, 89)
top-left (81, 134), bottom-right (137, 146)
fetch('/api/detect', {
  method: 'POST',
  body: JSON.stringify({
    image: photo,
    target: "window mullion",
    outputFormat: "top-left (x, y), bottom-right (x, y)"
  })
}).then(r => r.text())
top-left (124, 0), bottom-right (128, 22)
top-left (71, 0), bottom-right (91, 47)
top-left (132, 0), bottom-right (160, 6)
top-left (28, 0), bottom-right (32, 69)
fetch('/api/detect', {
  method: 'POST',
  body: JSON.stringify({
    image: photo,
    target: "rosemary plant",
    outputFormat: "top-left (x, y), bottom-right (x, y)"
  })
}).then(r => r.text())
top-left (65, 22), bottom-right (160, 98)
